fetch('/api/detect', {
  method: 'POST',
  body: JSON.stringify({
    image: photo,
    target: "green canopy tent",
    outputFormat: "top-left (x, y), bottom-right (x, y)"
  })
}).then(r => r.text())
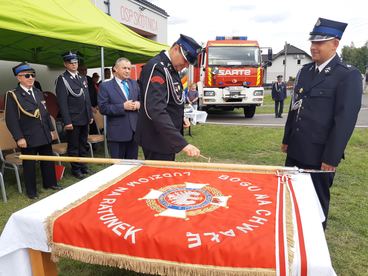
top-left (0, 0), bottom-right (168, 67)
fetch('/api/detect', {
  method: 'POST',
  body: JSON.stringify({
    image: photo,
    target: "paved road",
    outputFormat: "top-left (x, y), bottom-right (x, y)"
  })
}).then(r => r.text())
top-left (206, 93), bottom-right (368, 128)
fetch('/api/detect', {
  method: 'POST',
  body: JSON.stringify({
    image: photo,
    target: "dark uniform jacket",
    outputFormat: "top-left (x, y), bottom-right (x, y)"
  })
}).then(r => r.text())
top-left (55, 71), bottom-right (92, 126)
top-left (5, 85), bottom-right (54, 147)
top-left (135, 51), bottom-right (188, 154)
top-left (271, 81), bottom-right (287, 101)
top-left (98, 78), bottom-right (140, 142)
top-left (283, 55), bottom-right (362, 166)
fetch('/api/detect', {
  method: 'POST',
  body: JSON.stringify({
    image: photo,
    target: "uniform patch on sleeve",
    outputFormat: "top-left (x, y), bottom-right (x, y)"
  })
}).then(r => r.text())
top-left (151, 76), bottom-right (165, 85)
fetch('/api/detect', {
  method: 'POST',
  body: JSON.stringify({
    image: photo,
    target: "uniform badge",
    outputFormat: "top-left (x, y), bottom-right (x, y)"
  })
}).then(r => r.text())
top-left (151, 76), bottom-right (165, 85)
top-left (315, 19), bottom-right (321, 26)
top-left (324, 67), bottom-right (331, 74)
top-left (298, 88), bottom-right (304, 94)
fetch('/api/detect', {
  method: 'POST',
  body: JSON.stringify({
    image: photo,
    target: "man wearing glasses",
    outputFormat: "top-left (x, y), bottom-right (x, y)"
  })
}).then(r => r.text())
top-left (5, 62), bottom-right (61, 199)
top-left (56, 52), bottom-right (93, 179)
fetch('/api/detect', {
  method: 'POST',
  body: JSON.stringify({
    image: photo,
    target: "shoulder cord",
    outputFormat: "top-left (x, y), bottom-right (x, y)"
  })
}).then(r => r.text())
top-left (143, 63), bottom-right (185, 120)
top-left (61, 76), bottom-right (85, 98)
top-left (4, 90), bottom-right (41, 120)
top-left (291, 69), bottom-right (302, 106)
top-left (143, 63), bottom-right (159, 120)
top-left (163, 67), bottom-right (185, 105)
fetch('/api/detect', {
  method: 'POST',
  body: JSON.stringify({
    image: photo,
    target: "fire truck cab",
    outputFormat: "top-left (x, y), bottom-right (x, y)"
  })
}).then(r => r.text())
top-left (191, 36), bottom-right (272, 118)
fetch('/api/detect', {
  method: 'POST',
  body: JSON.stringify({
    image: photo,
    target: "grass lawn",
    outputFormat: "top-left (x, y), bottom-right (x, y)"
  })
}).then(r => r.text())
top-left (1, 125), bottom-right (367, 275)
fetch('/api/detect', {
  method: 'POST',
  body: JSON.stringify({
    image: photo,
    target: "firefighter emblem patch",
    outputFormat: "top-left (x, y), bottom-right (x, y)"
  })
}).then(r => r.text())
top-left (140, 183), bottom-right (231, 220)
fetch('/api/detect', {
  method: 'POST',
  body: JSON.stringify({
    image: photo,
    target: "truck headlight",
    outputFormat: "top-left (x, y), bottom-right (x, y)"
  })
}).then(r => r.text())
top-left (253, 90), bottom-right (263, 96)
top-left (204, 91), bottom-right (215, 96)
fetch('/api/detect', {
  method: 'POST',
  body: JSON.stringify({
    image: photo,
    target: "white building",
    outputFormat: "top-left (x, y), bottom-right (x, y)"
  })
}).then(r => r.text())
top-left (264, 44), bottom-right (312, 84)
top-left (92, 0), bottom-right (168, 44)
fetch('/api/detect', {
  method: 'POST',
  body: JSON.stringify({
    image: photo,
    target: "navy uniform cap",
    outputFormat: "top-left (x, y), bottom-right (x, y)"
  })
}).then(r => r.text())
top-left (176, 34), bottom-right (202, 65)
top-left (12, 62), bottom-right (35, 76)
top-left (309, 18), bottom-right (347, 41)
top-left (62, 51), bottom-right (79, 62)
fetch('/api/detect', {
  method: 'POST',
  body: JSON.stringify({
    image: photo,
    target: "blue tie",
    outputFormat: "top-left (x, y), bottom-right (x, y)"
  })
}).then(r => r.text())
top-left (122, 80), bottom-right (130, 99)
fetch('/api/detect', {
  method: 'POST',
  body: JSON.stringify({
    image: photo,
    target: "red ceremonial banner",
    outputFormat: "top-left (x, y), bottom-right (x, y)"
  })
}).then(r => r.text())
top-left (47, 166), bottom-right (305, 275)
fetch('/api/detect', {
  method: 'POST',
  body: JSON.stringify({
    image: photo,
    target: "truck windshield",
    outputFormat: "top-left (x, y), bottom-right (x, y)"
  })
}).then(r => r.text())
top-left (208, 46), bottom-right (260, 66)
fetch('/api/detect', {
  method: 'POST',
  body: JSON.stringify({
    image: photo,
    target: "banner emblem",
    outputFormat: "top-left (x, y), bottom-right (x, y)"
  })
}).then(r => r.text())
top-left (141, 183), bottom-right (231, 219)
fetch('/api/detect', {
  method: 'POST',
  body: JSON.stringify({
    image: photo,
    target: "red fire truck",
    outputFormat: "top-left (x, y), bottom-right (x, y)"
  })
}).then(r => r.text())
top-left (189, 36), bottom-right (272, 118)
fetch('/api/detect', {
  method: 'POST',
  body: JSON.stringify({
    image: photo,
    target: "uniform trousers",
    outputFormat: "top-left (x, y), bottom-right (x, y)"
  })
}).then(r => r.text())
top-left (285, 156), bottom-right (335, 229)
top-left (274, 100), bottom-right (284, 117)
top-left (66, 124), bottom-right (89, 173)
top-left (108, 139), bottom-right (138, 159)
top-left (142, 148), bottom-right (175, 161)
top-left (21, 144), bottom-right (57, 197)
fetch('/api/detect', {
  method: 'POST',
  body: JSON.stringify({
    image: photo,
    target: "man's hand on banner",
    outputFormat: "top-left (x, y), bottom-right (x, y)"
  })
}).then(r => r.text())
top-left (181, 144), bottom-right (200, 157)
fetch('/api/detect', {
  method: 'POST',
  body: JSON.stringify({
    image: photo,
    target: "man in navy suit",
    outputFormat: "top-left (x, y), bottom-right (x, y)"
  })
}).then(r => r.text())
top-left (282, 18), bottom-right (362, 229)
top-left (98, 57), bottom-right (140, 159)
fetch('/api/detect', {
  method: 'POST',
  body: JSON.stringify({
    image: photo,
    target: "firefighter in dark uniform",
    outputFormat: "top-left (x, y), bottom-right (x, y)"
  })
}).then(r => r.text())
top-left (5, 63), bottom-right (62, 199)
top-left (281, 18), bottom-right (362, 229)
top-left (135, 34), bottom-right (202, 161)
top-left (271, 75), bottom-right (287, 118)
top-left (56, 52), bottom-right (93, 179)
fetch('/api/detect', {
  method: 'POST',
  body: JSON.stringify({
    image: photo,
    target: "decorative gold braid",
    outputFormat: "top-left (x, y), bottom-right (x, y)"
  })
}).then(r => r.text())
top-left (6, 90), bottom-right (41, 119)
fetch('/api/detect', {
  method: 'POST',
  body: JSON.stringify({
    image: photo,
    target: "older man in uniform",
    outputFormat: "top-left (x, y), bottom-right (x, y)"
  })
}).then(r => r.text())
top-left (135, 34), bottom-right (202, 161)
top-left (56, 52), bottom-right (93, 179)
top-left (281, 18), bottom-right (362, 229)
top-left (5, 63), bottom-right (61, 199)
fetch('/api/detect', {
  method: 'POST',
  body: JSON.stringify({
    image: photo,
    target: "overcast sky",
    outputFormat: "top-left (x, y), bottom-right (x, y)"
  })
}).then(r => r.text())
top-left (150, 0), bottom-right (367, 55)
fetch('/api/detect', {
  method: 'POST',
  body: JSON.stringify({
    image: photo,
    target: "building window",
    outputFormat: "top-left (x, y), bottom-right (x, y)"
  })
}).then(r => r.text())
top-left (283, 60), bottom-right (285, 65)
top-left (297, 59), bottom-right (301, 65)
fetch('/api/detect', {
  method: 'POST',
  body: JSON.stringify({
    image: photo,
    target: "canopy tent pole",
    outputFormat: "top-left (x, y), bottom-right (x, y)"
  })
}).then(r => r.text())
top-left (100, 46), bottom-right (108, 158)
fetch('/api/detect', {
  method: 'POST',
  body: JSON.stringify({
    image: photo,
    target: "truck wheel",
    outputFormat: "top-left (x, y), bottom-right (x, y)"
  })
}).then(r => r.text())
top-left (243, 106), bottom-right (256, 118)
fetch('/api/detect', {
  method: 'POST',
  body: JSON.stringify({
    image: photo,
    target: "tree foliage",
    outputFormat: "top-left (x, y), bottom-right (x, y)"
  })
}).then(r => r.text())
top-left (341, 41), bottom-right (368, 73)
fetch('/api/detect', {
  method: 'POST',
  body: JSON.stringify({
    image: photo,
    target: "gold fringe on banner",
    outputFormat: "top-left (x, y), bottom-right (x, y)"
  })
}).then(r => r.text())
top-left (49, 243), bottom-right (276, 276)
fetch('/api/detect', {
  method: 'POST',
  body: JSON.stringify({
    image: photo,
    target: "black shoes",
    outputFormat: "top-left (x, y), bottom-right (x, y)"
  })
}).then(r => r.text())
top-left (72, 168), bottom-right (93, 179)
top-left (81, 168), bottom-right (94, 175)
top-left (72, 171), bottom-right (85, 179)
top-left (49, 185), bottom-right (63, 190)
top-left (28, 194), bottom-right (39, 200)
top-left (275, 114), bottom-right (283, 118)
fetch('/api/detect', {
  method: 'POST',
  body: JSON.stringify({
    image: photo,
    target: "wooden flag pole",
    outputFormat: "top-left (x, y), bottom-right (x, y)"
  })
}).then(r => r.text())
top-left (19, 155), bottom-right (297, 174)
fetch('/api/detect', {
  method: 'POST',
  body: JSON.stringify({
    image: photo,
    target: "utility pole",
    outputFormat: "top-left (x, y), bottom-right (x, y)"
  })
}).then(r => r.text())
top-left (283, 41), bottom-right (287, 81)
